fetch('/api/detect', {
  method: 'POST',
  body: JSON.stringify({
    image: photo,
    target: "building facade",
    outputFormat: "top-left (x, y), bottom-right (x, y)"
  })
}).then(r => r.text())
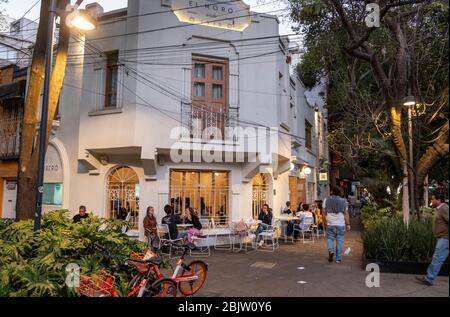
top-left (3, 1), bottom-right (329, 240)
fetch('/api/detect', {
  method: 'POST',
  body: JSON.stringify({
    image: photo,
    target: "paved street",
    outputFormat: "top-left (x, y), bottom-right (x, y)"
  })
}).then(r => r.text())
top-left (182, 219), bottom-right (449, 297)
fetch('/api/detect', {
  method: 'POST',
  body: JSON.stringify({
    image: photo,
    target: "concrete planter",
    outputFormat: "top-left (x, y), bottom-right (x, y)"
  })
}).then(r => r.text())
top-left (362, 256), bottom-right (449, 276)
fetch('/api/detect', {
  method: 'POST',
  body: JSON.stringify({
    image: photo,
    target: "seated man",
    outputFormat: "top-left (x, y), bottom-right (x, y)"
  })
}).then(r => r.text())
top-left (73, 205), bottom-right (89, 223)
top-left (255, 204), bottom-right (273, 246)
top-left (161, 204), bottom-right (188, 240)
top-left (287, 204), bottom-right (314, 239)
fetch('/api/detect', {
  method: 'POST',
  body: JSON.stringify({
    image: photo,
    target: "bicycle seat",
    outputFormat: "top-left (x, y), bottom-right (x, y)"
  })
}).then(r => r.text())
top-left (126, 257), bottom-right (162, 266)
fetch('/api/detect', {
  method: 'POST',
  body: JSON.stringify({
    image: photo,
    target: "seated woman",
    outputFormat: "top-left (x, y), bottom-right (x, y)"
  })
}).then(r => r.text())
top-left (254, 204), bottom-right (273, 246)
top-left (313, 201), bottom-right (324, 231)
top-left (183, 207), bottom-right (203, 243)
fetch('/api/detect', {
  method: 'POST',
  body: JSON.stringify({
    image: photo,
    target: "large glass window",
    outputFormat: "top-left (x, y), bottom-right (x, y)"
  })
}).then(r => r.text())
top-left (212, 84), bottom-right (222, 99)
top-left (305, 120), bottom-right (312, 150)
top-left (170, 170), bottom-right (229, 224)
top-left (194, 63), bottom-right (205, 78)
top-left (43, 183), bottom-right (63, 206)
top-left (194, 82), bottom-right (205, 97)
top-left (213, 66), bottom-right (223, 80)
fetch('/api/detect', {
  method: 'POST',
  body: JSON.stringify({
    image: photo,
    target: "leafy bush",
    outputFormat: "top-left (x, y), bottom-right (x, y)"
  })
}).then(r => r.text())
top-left (362, 217), bottom-right (437, 263)
top-left (360, 205), bottom-right (397, 227)
top-left (0, 210), bottom-right (147, 297)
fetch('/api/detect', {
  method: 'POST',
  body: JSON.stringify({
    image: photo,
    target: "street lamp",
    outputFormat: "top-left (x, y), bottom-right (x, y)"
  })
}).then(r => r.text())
top-left (402, 93), bottom-right (416, 224)
top-left (34, 0), bottom-right (96, 231)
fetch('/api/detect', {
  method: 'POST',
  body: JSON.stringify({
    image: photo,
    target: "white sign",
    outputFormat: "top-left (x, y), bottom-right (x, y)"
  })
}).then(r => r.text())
top-left (171, 0), bottom-right (252, 31)
top-left (44, 145), bottom-right (63, 183)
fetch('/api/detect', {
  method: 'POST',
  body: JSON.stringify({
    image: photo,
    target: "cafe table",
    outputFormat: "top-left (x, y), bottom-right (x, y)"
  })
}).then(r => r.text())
top-left (177, 223), bottom-right (193, 231)
top-left (276, 215), bottom-right (299, 243)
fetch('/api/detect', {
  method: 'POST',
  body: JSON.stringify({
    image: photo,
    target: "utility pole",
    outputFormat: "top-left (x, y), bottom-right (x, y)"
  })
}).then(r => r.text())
top-left (34, 0), bottom-right (57, 231)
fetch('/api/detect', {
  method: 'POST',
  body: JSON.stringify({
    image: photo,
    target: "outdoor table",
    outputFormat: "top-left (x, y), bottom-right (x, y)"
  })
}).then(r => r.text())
top-left (177, 224), bottom-right (193, 231)
top-left (276, 216), bottom-right (299, 243)
top-left (230, 219), bottom-right (262, 253)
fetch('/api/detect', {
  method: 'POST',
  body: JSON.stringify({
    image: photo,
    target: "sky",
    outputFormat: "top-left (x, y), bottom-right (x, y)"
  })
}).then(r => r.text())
top-left (1, 0), bottom-right (295, 35)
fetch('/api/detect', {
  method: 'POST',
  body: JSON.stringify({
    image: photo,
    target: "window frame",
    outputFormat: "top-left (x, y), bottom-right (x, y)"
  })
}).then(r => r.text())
top-left (105, 50), bottom-right (119, 109)
top-left (305, 120), bottom-right (312, 150)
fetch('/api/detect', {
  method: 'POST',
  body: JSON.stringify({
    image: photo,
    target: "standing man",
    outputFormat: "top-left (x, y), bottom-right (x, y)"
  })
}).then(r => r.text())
top-left (416, 193), bottom-right (449, 286)
top-left (73, 205), bottom-right (89, 223)
top-left (323, 187), bottom-right (351, 263)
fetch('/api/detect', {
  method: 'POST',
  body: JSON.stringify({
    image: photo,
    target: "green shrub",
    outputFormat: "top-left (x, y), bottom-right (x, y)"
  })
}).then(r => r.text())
top-left (0, 210), bottom-right (148, 297)
top-left (360, 205), bottom-right (396, 227)
top-left (362, 217), bottom-right (436, 263)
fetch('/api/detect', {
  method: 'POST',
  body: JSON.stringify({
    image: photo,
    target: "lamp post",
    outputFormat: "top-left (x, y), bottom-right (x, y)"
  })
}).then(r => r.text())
top-left (34, 1), bottom-right (96, 231)
top-left (402, 94), bottom-right (416, 223)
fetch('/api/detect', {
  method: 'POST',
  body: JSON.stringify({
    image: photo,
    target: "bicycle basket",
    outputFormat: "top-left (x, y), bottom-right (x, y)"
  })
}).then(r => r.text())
top-left (78, 271), bottom-right (115, 297)
top-left (129, 252), bottom-right (150, 274)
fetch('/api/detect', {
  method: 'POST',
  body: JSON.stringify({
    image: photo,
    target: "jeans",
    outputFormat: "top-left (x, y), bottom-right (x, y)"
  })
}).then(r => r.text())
top-left (177, 231), bottom-right (189, 240)
top-left (425, 238), bottom-right (449, 284)
top-left (255, 223), bottom-right (269, 241)
top-left (326, 226), bottom-right (346, 261)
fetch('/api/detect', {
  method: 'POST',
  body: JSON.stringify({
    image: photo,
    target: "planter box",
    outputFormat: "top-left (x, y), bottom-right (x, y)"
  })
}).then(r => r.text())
top-left (362, 258), bottom-right (449, 276)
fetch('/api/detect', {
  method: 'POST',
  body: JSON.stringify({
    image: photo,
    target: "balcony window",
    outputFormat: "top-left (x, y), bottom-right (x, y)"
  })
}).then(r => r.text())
top-left (194, 82), bottom-right (205, 97)
top-left (212, 84), bottom-right (222, 99)
top-left (213, 66), bottom-right (223, 80)
top-left (194, 63), bottom-right (205, 78)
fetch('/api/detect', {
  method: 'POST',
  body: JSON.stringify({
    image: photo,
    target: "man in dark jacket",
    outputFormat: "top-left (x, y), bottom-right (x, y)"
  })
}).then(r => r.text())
top-left (161, 205), bottom-right (188, 240)
top-left (417, 193), bottom-right (449, 286)
top-left (73, 205), bottom-right (89, 223)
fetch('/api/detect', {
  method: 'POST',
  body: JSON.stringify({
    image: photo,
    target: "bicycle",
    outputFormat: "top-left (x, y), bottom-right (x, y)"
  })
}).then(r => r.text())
top-left (78, 243), bottom-right (177, 297)
top-left (130, 240), bottom-right (208, 296)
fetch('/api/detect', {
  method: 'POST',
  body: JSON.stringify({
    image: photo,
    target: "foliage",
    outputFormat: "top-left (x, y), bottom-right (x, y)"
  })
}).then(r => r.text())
top-left (0, 210), bottom-right (148, 297)
top-left (362, 217), bottom-right (438, 263)
top-left (360, 205), bottom-right (399, 228)
top-left (288, 0), bottom-right (449, 207)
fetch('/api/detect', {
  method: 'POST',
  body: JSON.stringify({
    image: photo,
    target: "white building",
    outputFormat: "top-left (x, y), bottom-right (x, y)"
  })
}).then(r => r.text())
top-left (0, 16), bottom-right (38, 67)
top-left (38, 1), bottom-right (328, 240)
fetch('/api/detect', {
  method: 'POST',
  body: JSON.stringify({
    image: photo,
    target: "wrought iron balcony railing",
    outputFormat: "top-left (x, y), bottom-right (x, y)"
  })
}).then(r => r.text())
top-left (0, 116), bottom-right (21, 159)
top-left (181, 104), bottom-right (238, 141)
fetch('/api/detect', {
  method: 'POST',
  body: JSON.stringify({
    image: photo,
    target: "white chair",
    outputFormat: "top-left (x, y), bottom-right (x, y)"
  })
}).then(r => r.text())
top-left (257, 219), bottom-right (280, 252)
top-left (293, 217), bottom-right (315, 243)
top-left (190, 235), bottom-right (210, 257)
top-left (121, 212), bottom-right (131, 234)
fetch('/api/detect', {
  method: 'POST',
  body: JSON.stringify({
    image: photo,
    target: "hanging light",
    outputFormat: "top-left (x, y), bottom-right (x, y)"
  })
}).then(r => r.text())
top-left (303, 167), bottom-right (312, 175)
top-left (402, 95), bottom-right (416, 107)
top-left (65, 5), bottom-right (97, 31)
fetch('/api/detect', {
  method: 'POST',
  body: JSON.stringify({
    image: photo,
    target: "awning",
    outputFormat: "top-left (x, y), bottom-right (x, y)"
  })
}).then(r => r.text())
top-left (0, 80), bottom-right (26, 100)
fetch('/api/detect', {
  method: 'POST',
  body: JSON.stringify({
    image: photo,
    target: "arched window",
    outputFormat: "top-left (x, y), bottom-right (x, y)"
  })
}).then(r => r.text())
top-left (106, 166), bottom-right (140, 230)
top-left (252, 173), bottom-right (269, 219)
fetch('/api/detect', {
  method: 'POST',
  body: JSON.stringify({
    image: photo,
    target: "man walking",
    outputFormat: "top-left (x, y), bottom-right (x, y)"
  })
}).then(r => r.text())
top-left (416, 193), bottom-right (449, 286)
top-left (323, 187), bottom-right (351, 263)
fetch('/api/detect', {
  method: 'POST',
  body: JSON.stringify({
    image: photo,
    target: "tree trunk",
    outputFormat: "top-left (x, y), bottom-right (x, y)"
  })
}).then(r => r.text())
top-left (16, 0), bottom-right (70, 220)
top-left (16, 0), bottom-right (50, 220)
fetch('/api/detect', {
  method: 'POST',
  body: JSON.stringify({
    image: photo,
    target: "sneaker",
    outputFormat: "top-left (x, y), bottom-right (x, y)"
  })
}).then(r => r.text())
top-left (415, 276), bottom-right (432, 286)
top-left (328, 252), bottom-right (334, 263)
top-left (335, 260), bottom-right (341, 264)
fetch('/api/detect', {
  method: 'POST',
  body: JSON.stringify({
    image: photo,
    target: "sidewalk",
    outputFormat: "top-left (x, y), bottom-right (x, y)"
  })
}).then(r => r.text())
top-left (188, 218), bottom-right (449, 297)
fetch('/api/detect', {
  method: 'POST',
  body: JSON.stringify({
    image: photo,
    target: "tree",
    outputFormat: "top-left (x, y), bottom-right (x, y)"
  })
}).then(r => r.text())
top-left (16, 0), bottom-right (75, 220)
top-left (289, 0), bottom-right (449, 222)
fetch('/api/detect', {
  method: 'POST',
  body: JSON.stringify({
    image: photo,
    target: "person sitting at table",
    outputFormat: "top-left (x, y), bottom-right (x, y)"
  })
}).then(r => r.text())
top-left (255, 204), bottom-right (273, 246)
top-left (287, 204), bottom-right (315, 239)
top-left (282, 201), bottom-right (292, 214)
top-left (183, 207), bottom-right (203, 243)
top-left (313, 200), bottom-right (324, 231)
top-left (296, 202), bottom-right (304, 214)
top-left (161, 204), bottom-right (188, 240)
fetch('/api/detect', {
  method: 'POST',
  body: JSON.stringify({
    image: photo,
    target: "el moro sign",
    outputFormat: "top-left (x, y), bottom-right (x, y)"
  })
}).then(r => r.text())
top-left (171, 0), bottom-right (252, 31)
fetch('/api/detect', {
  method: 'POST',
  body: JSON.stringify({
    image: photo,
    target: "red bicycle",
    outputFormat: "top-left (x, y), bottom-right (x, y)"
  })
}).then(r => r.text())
top-left (130, 241), bottom-right (208, 296)
top-left (78, 243), bottom-right (177, 297)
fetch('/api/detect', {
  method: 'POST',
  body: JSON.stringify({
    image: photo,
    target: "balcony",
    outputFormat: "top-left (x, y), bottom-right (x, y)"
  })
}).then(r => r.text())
top-left (0, 116), bottom-right (21, 159)
top-left (181, 104), bottom-right (238, 141)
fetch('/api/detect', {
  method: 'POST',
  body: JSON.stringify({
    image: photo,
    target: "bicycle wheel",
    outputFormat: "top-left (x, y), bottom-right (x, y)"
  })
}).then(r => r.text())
top-left (178, 261), bottom-right (207, 296)
top-left (145, 278), bottom-right (177, 297)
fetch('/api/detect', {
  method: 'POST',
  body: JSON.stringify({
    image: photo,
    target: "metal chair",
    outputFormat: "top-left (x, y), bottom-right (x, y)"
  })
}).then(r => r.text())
top-left (190, 235), bottom-right (210, 257)
top-left (293, 217), bottom-right (315, 243)
top-left (157, 224), bottom-right (183, 259)
top-left (257, 219), bottom-right (280, 252)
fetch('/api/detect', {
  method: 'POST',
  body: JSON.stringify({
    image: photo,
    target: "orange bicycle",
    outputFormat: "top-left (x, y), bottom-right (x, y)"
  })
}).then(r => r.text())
top-left (130, 241), bottom-right (208, 296)
top-left (78, 243), bottom-right (177, 297)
